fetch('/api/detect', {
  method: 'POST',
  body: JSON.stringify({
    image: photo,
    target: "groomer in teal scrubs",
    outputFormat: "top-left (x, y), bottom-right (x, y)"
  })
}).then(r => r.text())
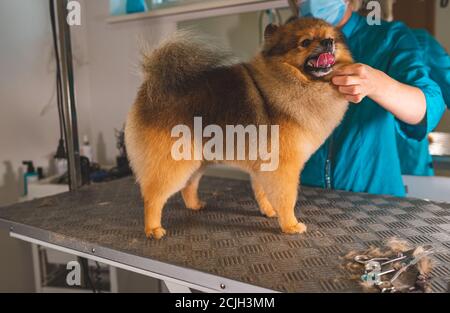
top-left (298, 0), bottom-right (446, 196)
top-left (396, 29), bottom-right (450, 176)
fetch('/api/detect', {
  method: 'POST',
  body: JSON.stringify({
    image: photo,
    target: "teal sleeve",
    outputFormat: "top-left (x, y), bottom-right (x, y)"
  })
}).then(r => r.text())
top-left (386, 24), bottom-right (446, 141)
top-left (425, 32), bottom-right (450, 108)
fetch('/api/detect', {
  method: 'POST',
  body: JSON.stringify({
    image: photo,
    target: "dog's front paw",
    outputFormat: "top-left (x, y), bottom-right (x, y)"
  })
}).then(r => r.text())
top-left (282, 222), bottom-right (307, 235)
top-left (187, 200), bottom-right (206, 211)
top-left (145, 227), bottom-right (167, 240)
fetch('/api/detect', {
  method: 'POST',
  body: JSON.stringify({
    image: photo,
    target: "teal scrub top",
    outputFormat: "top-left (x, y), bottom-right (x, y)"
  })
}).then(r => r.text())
top-left (396, 29), bottom-right (450, 176)
top-left (301, 13), bottom-right (446, 197)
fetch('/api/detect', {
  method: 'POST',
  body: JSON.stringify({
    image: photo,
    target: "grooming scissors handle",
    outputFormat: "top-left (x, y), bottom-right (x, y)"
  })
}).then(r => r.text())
top-left (354, 255), bottom-right (389, 264)
top-left (380, 255), bottom-right (407, 266)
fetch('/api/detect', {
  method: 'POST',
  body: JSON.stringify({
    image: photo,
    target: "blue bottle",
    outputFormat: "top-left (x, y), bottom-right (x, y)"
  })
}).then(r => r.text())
top-left (22, 161), bottom-right (38, 196)
top-left (126, 0), bottom-right (149, 14)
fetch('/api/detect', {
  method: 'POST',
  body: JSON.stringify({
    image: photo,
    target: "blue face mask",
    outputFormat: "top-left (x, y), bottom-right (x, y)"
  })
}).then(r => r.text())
top-left (299, 0), bottom-right (348, 26)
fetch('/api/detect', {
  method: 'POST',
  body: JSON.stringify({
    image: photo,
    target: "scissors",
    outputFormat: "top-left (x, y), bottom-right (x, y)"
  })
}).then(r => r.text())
top-left (355, 245), bottom-right (434, 290)
top-left (354, 255), bottom-right (406, 266)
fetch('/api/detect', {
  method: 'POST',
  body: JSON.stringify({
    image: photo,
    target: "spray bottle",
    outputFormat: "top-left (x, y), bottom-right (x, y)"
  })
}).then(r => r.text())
top-left (22, 161), bottom-right (38, 196)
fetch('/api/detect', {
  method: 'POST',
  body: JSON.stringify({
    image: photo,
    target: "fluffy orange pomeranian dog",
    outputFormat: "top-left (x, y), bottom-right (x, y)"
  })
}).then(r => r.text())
top-left (125, 18), bottom-right (354, 239)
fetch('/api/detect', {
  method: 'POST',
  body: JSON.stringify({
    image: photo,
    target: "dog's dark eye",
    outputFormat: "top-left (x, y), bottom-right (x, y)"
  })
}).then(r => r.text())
top-left (300, 39), bottom-right (312, 47)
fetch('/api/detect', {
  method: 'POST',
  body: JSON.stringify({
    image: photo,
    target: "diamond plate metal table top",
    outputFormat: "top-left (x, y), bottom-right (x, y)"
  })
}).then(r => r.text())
top-left (1, 176), bottom-right (450, 293)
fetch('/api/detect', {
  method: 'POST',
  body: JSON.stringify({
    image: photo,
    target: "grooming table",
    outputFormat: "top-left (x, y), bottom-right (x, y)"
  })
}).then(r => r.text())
top-left (1, 176), bottom-right (450, 293)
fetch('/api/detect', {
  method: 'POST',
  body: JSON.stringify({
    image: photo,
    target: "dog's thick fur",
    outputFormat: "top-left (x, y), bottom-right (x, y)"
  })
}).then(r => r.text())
top-left (126, 18), bottom-right (354, 239)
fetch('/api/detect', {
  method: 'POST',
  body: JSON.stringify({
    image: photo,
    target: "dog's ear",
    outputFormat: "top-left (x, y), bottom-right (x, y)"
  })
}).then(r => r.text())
top-left (285, 16), bottom-right (299, 25)
top-left (262, 24), bottom-right (283, 57)
top-left (264, 24), bottom-right (279, 40)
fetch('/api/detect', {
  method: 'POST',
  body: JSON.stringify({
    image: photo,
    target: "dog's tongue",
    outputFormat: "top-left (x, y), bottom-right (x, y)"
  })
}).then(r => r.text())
top-left (316, 53), bottom-right (335, 68)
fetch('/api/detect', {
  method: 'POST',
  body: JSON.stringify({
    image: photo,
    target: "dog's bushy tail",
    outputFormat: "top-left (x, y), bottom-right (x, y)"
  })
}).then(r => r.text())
top-left (141, 30), bottom-right (237, 91)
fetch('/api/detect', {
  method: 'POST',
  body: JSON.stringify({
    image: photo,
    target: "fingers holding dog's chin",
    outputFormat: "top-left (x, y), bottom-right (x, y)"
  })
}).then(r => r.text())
top-left (344, 94), bottom-right (364, 104)
top-left (338, 85), bottom-right (362, 96)
top-left (334, 63), bottom-right (366, 76)
top-left (332, 75), bottom-right (360, 86)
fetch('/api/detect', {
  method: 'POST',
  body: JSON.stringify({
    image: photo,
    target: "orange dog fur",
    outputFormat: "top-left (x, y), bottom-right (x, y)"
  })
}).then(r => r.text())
top-left (125, 18), bottom-right (354, 239)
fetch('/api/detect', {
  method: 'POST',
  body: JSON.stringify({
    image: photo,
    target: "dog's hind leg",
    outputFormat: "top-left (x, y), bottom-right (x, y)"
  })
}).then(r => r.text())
top-left (182, 168), bottom-right (206, 211)
top-left (142, 193), bottom-right (169, 240)
top-left (141, 162), bottom-right (201, 239)
top-left (251, 176), bottom-right (277, 218)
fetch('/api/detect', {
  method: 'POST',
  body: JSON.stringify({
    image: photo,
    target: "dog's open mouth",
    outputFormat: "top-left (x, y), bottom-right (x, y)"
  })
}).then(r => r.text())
top-left (304, 52), bottom-right (336, 78)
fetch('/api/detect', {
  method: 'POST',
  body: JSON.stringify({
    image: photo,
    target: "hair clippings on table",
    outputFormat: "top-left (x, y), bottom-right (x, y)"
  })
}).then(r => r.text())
top-left (343, 239), bottom-right (435, 293)
top-left (355, 245), bottom-right (434, 293)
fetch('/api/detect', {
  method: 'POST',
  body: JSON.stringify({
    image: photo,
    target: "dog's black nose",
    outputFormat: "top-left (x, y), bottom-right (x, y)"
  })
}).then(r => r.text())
top-left (321, 39), bottom-right (334, 50)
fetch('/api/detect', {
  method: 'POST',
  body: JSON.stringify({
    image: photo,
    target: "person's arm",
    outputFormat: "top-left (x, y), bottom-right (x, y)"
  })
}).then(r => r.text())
top-left (332, 64), bottom-right (427, 125)
top-left (421, 30), bottom-right (450, 108)
top-left (332, 23), bottom-right (445, 141)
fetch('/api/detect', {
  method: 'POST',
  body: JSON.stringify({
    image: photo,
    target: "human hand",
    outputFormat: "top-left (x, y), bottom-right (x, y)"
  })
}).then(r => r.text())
top-left (332, 63), bottom-right (384, 103)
